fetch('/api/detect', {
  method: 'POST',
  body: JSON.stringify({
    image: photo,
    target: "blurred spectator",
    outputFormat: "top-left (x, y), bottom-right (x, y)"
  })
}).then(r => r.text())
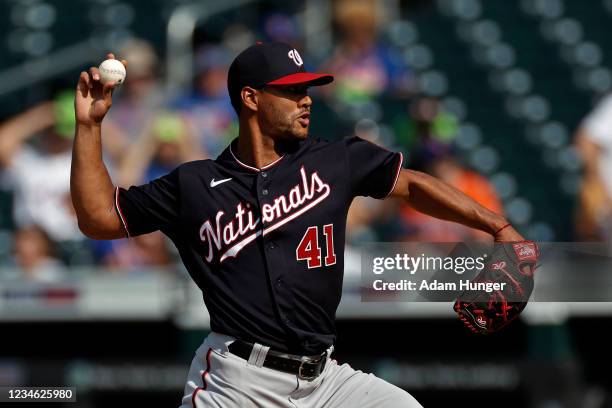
top-left (396, 96), bottom-right (501, 241)
top-left (117, 112), bottom-right (202, 186)
top-left (321, 0), bottom-right (413, 105)
top-left (7, 225), bottom-right (65, 282)
top-left (575, 95), bottom-right (612, 241)
top-left (400, 151), bottom-right (504, 242)
top-left (108, 38), bottom-right (167, 144)
top-left (173, 44), bottom-right (236, 157)
top-left (221, 23), bottom-right (256, 55)
top-left (262, 12), bottom-right (302, 46)
top-left (0, 91), bottom-right (81, 243)
top-left (396, 96), bottom-right (459, 157)
top-left (92, 233), bottom-right (173, 271)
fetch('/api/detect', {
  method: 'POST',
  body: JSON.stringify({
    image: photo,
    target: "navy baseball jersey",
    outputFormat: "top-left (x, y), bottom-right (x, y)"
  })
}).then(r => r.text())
top-left (115, 136), bottom-right (403, 354)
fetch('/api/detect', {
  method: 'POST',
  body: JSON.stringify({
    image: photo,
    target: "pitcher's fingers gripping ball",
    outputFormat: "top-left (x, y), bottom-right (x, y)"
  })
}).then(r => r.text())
top-left (454, 241), bottom-right (539, 334)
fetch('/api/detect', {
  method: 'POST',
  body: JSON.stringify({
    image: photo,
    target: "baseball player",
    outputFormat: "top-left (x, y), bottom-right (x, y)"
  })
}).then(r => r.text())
top-left (71, 42), bottom-right (534, 407)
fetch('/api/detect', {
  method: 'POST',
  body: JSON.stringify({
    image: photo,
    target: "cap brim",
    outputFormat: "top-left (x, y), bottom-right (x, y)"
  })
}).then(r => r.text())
top-left (267, 72), bottom-right (334, 86)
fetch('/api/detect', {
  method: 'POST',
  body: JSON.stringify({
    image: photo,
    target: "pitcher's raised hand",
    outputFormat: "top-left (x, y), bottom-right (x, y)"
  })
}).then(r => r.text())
top-left (75, 53), bottom-right (127, 126)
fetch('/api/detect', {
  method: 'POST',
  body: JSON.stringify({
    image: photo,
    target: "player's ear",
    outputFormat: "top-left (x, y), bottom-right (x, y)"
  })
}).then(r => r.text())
top-left (241, 87), bottom-right (259, 112)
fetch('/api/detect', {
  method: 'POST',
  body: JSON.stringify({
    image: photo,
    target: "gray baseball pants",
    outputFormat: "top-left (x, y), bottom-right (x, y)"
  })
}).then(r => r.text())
top-left (180, 332), bottom-right (423, 408)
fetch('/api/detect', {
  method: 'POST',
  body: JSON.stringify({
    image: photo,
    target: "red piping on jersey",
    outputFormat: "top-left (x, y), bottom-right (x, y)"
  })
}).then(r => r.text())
top-left (384, 152), bottom-right (404, 198)
top-left (114, 187), bottom-right (131, 238)
top-left (229, 143), bottom-right (285, 172)
top-left (191, 348), bottom-right (213, 407)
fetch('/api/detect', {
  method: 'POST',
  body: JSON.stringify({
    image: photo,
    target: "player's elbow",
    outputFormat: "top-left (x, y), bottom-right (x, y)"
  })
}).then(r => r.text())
top-left (77, 217), bottom-right (124, 240)
top-left (77, 219), bottom-right (104, 240)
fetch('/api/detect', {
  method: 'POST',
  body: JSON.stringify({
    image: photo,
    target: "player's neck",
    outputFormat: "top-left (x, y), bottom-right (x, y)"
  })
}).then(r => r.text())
top-left (236, 124), bottom-right (284, 170)
top-left (234, 134), bottom-right (283, 169)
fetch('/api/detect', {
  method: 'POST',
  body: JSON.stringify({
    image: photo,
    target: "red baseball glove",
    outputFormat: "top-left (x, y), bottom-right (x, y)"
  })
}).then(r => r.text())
top-left (453, 241), bottom-right (539, 334)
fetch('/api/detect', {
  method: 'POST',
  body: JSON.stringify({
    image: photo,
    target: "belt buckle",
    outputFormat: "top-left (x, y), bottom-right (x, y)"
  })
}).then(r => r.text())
top-left (298, 355), bottom-right (324, 381)
top-left (298, 360), bottom-right (317, 381)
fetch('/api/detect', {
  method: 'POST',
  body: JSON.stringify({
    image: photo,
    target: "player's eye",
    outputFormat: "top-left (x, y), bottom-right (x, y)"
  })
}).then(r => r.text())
top-left (298, 86), bottom-right (309, 94)
top-left (262, 85), bottom-right (309, 97)
top-left (285, 86), bottom-right (308, 95)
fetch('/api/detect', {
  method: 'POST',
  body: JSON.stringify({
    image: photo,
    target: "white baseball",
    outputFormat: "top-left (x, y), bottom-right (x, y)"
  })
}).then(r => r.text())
top-left (98, 59), bottom-right (126, 85)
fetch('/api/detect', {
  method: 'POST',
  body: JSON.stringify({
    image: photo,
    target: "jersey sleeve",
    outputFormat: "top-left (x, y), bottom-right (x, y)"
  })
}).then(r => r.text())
top-left (344, 136), bottom-right (403, 199)
top-left (114, 167), bottom-right (181, 237)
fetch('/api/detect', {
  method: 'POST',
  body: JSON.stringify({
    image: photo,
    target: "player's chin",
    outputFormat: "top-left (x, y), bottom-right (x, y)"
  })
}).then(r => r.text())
top-left (290, 124), bottom-right (309, 140)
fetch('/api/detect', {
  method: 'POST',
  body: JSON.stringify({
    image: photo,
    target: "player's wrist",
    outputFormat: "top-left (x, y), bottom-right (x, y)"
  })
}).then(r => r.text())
top-left (494, 224), bottom-right (524, 242)
top-left (75, 122), bottom-right (103, 140)
top-left (76, 121), bottom-right (102, 130)
top-left (483, 215), bottom-right (508, 237)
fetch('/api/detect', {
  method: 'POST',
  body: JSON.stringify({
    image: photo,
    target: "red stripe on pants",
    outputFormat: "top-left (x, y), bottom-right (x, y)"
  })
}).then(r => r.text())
top-left (191, 348), bottom-right (213, 407)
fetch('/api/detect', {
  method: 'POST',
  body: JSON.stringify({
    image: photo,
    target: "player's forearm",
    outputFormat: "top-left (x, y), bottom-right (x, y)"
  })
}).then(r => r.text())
top-left (0, 104), bottom-right (54, 167)
top-left (70, 123), bottom-right (119, 238)
top-left (402, 170), bottom-right (507, 235)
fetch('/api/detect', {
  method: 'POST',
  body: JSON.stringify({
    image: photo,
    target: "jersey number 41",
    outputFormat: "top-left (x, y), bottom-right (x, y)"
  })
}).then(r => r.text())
top-left (296, 224), bottom-right (337, 269)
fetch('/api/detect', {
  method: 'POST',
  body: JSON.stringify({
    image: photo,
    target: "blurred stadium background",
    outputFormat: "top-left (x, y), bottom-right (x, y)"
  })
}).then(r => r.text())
top-left (1, 0), bottom-right (612, 406)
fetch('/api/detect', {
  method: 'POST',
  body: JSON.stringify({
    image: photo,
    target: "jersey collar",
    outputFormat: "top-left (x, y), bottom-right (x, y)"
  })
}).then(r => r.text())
top-left (227, 139), bottom-right (285, 173)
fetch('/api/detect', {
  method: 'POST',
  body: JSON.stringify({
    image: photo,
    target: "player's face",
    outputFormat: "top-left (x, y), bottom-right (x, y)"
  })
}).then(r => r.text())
top-left (257, 85), bottom-right (312, 141)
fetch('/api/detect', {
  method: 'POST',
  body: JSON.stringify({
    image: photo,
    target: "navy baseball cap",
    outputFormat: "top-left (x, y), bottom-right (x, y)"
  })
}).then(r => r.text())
top-left (227, 42), bottom-right (334, 112)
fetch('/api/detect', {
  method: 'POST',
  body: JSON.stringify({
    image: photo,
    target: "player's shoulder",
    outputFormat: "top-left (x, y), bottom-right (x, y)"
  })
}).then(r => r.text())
top-left (177, 158), bottom-right (215, 171)
top-left (300, 135), bottom-right (358, 152)
top-left (296, 136), bottom-right (383, 162)
top-left (290, 137), bottom-right (343, 163)
top-left (171, 158), bottom-right (217, 178)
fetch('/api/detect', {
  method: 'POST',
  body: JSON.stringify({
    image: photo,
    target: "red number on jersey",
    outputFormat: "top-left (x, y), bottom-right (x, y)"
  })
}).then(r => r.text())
top-left (296, 224), bottom-right (336, 268)
top-left (296, 226), bottom-right (321, 268)
top-left (323, 224), bottom-right (337, 266)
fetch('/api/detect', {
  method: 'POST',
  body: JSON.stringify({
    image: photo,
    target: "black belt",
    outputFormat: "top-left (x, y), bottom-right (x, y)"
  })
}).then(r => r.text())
top-left (228, 339), bottom-right (327, 380)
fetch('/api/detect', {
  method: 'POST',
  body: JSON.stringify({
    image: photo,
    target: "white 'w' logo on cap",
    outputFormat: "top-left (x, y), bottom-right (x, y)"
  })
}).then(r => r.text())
top-left (288, 49), bottom-right (303, 66)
